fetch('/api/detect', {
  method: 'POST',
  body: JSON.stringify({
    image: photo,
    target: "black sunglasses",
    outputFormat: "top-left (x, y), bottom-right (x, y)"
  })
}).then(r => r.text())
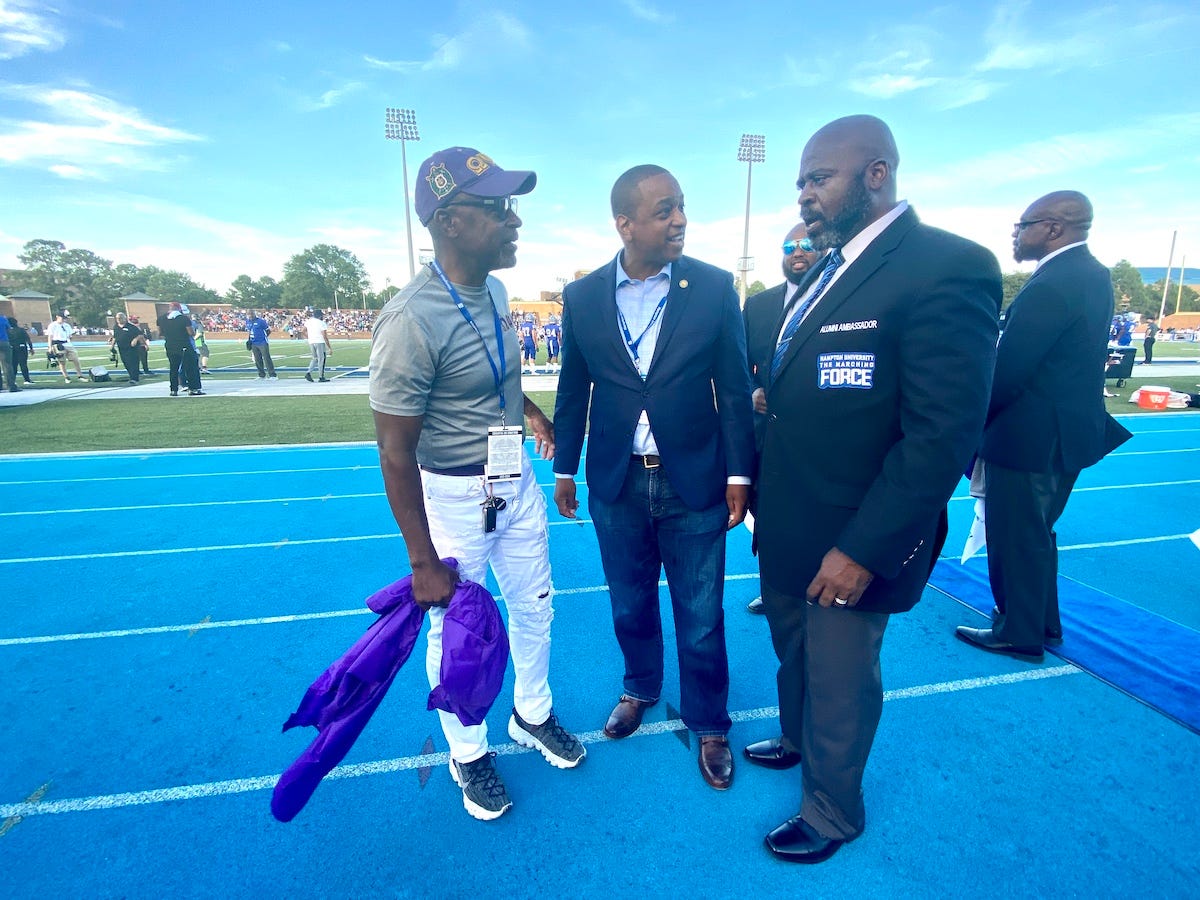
top-left (445, 196), bottom-right (519, 219)
top-left (1013, 218), bottom-right (1056, 231)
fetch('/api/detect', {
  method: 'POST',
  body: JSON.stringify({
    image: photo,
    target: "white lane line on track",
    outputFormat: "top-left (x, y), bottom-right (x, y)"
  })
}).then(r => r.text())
top-left (1, 483), bottom-right (569, 517)
top-left (947, 478), bottom-right (1200, 502)
top-left (1108, 447), bottom-right (1199, 457)
top-left (4, 527), bottom-right (1191, 568)
top-left (0, 465), bottom-right (375, 487)
top-left (0, 575), bottom-right (760, 646)
top-left (0, 666), bottom-right (1080, 820)
top-left (0, 493), bottom-right (388, 518)
top-left (9, 477), bottom-right (1199, 518)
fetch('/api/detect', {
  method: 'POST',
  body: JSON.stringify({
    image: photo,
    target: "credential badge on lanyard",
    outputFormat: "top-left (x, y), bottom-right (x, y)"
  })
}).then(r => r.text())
top-left (431, 261), bottom-right (523, 481)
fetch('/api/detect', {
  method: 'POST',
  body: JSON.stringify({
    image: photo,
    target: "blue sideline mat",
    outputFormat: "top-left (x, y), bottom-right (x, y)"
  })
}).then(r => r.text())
top-left (929, 559), bottom-right (1200, 735)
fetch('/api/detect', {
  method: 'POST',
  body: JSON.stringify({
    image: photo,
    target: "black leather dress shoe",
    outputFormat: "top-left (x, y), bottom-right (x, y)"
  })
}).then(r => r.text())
top-left (765, 815), bottom-right (843, 864)
top-left (991, 606), bottom-right (1063, 646)
top-left (743, 737), bottom-right (801, 770)
top-left (699, 736), bottom-right (733, 790)
top-left (603, 695), bottom-right (656, 739)
top-left (955, 626), bottom-right (1044, 662)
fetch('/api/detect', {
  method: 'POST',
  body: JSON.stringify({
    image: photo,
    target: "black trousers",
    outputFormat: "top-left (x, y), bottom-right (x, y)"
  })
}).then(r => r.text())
top-left (762, 582), bottom-right (889, 841)
top-left (1143, 338), bottom-right (1155, 364)
top-left (165, 346), bottom-right (201, 393)
top-left (14, 345), bottom-right (31, 381)
top-left (984, 461), bottom-right (1079, 646)
top-left (117, 345), bottom-right (140, 381)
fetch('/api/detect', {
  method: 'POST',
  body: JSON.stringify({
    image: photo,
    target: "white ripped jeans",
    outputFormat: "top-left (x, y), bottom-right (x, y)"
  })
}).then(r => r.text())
top-left (420, 456), bottom-right (555, 763)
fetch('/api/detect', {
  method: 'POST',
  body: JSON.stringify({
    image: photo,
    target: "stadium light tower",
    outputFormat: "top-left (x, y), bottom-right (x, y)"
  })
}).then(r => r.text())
top-left (737, 133), bottom-right (765, 306)
top-left (385, 107), bottom-right (421, 280)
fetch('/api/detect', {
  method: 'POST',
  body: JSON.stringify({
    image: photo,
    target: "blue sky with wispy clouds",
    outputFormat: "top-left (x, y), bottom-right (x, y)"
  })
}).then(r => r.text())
top-left (1, 0), bottom-right (1197, 299)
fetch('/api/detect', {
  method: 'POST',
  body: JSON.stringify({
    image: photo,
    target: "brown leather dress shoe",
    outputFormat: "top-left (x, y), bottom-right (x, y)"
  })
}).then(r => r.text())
top-left (603, 695), bottom-right (655, 739)
top-left (699, 736), bottom-right (733, 790)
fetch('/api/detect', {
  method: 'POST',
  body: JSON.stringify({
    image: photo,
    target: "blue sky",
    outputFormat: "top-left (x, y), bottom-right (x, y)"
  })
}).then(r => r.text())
top-left (2, 0), bottom-right (1197, 302)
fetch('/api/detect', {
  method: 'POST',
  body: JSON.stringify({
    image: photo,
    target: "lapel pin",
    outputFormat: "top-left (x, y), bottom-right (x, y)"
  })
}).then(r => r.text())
top-left (678, 279), bottom-right (688, 289)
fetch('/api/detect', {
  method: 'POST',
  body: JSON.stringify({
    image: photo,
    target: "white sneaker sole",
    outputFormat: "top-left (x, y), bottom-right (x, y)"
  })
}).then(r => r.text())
top-left (448, 760), bottom-right (511, 821)
top-left (507, 715), bottom-right (586, 769)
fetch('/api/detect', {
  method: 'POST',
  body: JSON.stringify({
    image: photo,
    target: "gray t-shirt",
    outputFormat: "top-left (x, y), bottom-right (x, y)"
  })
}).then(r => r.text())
top-left (369, 266), bottom-right (524, 468)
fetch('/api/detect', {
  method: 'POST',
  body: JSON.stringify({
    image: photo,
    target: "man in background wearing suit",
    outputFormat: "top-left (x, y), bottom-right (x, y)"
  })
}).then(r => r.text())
top-left (749, 116), bottom-right (1001, 863)
top-left (553, 165), bottom-right (755, 791)
top-left (956, 191), bottom-right (1131, 662)
top-left (744, 223), bottom-right (821, 615)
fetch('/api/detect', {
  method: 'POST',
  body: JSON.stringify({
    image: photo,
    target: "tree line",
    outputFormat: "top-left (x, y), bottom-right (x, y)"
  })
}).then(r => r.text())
top-left (6, 239), bottom-right (1195, 328)
top-left (5, 240), bottom-right (392, 327)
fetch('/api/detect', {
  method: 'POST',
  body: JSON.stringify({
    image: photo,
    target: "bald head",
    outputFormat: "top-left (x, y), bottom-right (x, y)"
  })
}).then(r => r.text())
top-left (798, 115), bottom-right (900, 249)
top-left (1012, 190), bottom-right (1094, 262)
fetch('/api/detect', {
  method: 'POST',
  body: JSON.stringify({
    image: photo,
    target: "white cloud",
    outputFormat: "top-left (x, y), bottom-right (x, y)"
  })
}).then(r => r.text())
top-left (0, 0), bottom-right (64, 59)
top-left (620, 0), bottom-right (674, 25)
top-left (364, 13), bottom-right (532, 73)
top-left (296, 81), bottom-right (366, 112)
top-left (0, 84), bottom-right (202, 176)
top-left (976, 0), bottom-right (1200, 72)
top-left (48, 164), bottom-right (90, 179)
top-left (849, 73), bottom-right (941, 99)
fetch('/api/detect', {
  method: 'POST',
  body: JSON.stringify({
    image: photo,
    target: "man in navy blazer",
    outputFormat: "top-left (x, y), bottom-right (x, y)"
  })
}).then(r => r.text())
top-left (553, 165), bottom-right (755, 790)
top-left (743, 222), bottom-right (822, 614)
top-left (749, 116), bottom-right (1001, 863)
top-left (956, 191), bottom-right (1132, 662)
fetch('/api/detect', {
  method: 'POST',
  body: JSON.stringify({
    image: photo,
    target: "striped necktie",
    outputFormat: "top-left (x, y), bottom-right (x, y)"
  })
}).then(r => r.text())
top-left (770, 248), bottom-right (844, 380)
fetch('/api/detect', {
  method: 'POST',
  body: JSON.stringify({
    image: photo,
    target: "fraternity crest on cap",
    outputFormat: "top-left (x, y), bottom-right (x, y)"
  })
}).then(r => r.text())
top-left (426, 162), bottom-right (456, 200)
top-left (465, 153), bottom-right (493, 176)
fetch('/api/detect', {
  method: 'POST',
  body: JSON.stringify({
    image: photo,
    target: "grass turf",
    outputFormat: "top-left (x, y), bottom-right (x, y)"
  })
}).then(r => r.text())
top-left (0, 391), bottom-right (561, 454)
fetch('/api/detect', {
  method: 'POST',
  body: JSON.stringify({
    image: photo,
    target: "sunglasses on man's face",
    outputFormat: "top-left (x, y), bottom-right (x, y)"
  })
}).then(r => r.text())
top-left (445, 196), bottom-right (519, 219)
top-left (782, 238), bottom-right (814, 255)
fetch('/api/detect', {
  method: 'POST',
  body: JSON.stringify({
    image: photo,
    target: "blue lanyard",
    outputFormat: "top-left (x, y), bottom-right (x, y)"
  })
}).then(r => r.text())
top-left (617, 293), bottom-right (669, 374)
top-left (430, 261), bottom-right (509, 422)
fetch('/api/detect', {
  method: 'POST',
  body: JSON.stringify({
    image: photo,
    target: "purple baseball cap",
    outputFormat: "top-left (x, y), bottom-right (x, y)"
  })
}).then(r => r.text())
top-left (415, 147), bottom-right (536, 226)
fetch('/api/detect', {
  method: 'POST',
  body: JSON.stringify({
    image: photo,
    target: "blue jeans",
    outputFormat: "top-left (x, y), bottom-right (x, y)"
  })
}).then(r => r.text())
top-left (588, 458), bottom-right (732, 736)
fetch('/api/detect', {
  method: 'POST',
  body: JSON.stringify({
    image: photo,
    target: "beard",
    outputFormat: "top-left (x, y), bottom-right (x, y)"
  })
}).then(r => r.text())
top-left (807, 174), bottom-right (873, 251)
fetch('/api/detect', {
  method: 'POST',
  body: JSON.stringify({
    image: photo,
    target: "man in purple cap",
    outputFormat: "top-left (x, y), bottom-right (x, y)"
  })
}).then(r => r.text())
top-left (369, 147), bottom-right (585, 821)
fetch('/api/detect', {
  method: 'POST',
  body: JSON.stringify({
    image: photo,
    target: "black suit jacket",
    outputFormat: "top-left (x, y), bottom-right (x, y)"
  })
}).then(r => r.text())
top-left (553, 254), bottom-right (755, 510)
top-left (756, 207), bottom-right (1001, 614)
top-left (980, 245), bottom-right (1131, 472)
top-left (743, 282), bottom-right (787, 450)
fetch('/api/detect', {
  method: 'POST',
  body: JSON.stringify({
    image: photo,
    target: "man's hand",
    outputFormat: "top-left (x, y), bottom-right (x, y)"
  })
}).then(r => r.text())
top-left (410, 558), bottom-right (459, 609)
top-left (725, 483), bottom-right (749, 530)
top-left (806, 547), bottom-right (874, 608)
top-left (752, 387), bottom-right (768, 415)
top-left (554, 478), bottom-right (579, 519)
top-left (524, 395), bottom-right (555, 460)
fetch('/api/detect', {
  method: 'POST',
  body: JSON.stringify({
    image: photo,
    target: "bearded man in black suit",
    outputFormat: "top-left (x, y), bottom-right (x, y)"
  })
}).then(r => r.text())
top-left (748, 115), bottom-right (1001, 863)
top-left (956, 192), bottom-right (1131, 662)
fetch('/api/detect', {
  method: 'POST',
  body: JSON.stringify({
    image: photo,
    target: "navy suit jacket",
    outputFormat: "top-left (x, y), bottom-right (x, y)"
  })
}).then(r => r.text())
top-left (553, 254), bottom-right (755, 510)
top-left (756, 207), bottom-right (1001, 614)
top-left (744, 281), bottom-right (787, 451)
top-left (981, 245), bottom-right (1131, 473)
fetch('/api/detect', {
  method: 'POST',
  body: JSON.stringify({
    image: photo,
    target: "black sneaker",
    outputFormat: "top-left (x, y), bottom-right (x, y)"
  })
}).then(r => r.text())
top-left (189, 390), bottom-right (205, 396)
top-left (304, 372), bottom-right (314, 382)
top-left (170, 390), bottom-right (178, 396)
top-left (318, 377), bottom-right (330, 382)
top-left (449, 751), bottom-right (512, 821)
top-left (508, 708), bottom-right (586, 768)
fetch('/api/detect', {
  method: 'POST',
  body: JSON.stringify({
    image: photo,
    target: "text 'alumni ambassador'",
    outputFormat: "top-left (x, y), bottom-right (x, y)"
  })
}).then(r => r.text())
top-left (752, 115), bottom-right (1002, 864)
top-left (552, 165), bottom-right (755, 791)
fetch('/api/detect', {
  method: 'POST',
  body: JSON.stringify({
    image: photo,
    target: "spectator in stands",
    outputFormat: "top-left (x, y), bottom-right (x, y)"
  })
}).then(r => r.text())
top-left (304, 308), bottom-right (333, 383)
top-left (246, 310), bottom-right (278, 380)
top-left (46, 312), bottom-right (85, 383)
